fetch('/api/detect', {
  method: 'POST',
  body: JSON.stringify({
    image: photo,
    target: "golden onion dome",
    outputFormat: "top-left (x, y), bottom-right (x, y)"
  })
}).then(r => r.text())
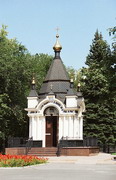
top-left (53, 34), bottom-right (62, 51)
top-left (32, 76), bottom-right (35, 85)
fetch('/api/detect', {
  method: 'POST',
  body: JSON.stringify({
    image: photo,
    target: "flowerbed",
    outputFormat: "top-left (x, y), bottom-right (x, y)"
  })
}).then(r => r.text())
top-left (0, 154), bottom-right (48, 167)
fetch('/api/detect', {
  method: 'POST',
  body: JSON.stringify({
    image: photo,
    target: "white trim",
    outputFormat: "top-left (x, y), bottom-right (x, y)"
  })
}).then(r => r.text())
top-left (42, 117), bottom-right (45, 147)
top-left (59, 116), bottom-right (63, 140)
top-left (27, 97), bottom-right (38, 100)
top-left (40, 102), bottom-right (62, 116)
top-left (65, 95), bottom-right (77, 98)
top-left (29, 117), bottom-right (32, 138)
top-left (36, 96), bottom-right (65, 111)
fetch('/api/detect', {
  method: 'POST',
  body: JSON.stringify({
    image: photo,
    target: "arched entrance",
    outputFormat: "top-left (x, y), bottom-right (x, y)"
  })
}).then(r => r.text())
top-left (44, 106), bottom-right (59, 147)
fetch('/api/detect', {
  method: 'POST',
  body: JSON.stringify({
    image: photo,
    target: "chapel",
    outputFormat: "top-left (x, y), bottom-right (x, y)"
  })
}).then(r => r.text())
top-left (25, 34), bottom-right (85, 148)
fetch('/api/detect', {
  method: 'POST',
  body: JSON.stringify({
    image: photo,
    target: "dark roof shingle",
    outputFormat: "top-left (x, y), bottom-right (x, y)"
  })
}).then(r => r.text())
top-left (39, 56), bottom-right (76, 102)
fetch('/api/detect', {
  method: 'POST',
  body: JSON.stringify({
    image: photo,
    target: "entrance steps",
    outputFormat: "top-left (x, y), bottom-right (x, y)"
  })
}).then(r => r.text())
top-left (27, 147), bottom-right (58, 156)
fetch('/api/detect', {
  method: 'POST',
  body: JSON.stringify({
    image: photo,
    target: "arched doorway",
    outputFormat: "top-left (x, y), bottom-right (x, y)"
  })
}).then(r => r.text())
top-left (44, 106), bottom-right (59, 147)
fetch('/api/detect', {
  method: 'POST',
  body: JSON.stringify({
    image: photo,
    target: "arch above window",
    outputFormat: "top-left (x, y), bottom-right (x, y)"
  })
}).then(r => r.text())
top-left (44, 106), bottom-right (59, 116)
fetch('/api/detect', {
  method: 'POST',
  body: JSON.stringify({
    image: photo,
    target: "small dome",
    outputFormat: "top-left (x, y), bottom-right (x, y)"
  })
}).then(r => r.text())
top-left (53, 34), bottom-right (62, 51)
top-left (32, 77), bottom-right (35, 85)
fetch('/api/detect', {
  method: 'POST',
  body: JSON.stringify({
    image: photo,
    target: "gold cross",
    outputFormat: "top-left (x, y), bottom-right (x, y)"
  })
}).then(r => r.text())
top-left (56, 27), bottom-right (60, 34)
top-left (50, 84), bottom-right (53, 91)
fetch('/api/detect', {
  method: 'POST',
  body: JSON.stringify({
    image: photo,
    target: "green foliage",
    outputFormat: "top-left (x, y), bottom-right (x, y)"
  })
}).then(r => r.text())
top-left (108, 26), bottom-right (116, 49)
top-left (0, 158), bottom-right (47, 167)
top-left (109, 26), bottom-right (116, 35)
top-left (67, 67), bottom-right (84, 90)
top-left (0, 154), bottom-right (48, 167)
top-left (81, 30), bottom-right (116, 145)
top-left (0, 25), bottom-right (52, 151)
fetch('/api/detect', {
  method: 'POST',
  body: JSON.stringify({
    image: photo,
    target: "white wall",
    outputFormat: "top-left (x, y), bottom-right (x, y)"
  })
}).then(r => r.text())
top-left (27, 97), bottom-right (38, 108)
top-left (31, 116), bottom-right (37, 140)
top-left (68, 116), bottom-right (73, 137)
top-left (41, 117), bottom-right (45, 147)
top-left (58, 115), bottom-right (83, 140)
top-left (59, 117), bottom-right (63, 140)
top-left (29, 114), bottom-right (83, 147)
top-left (36, 117), bottom-right (42, 140)
top-left (79, 117), bottom-right (83, 139)
top-left (73, 117), bottom-right (78, 138)
top-left (29, 116), bottom-right (45, 147)
top-left (66, 96), bottom-right (77, 108)
top-left (29, 117), bottom-right (32, 138)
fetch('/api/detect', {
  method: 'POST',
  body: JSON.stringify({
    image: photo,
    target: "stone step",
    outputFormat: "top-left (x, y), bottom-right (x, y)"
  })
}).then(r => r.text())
top-left (28, 151), bottom-right (57, 154)
top-left (29, 148), bottom-right (57, 150)
top-left (27, 147), bottom-right (58, 156)
top-left (28, 153), bottom-right (57, 156)
top-left (30, 147), bottom-right (57, 150)
top-left (29, 150), bottom-right (57, 153)
top-left (28, 154), bottom-right (57, 156)
top-left (28, 152), bottom-right (57, 154)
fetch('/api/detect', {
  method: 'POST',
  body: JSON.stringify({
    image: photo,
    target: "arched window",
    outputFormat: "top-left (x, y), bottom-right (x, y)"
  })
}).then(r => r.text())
top-left (44, 106), bottom-right (59, 116)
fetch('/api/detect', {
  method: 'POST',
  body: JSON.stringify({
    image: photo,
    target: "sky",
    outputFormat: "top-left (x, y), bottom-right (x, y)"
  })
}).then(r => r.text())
top-left (0, 0), bottom-right (116, 70)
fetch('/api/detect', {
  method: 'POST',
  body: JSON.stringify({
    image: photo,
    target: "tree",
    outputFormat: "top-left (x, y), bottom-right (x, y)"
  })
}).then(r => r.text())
top-left (0, 25), bottom-right (52, 151)
top-left (67, 66), bottom-right (83, 90)
top-left (81, 30), bottom-right (116, 146)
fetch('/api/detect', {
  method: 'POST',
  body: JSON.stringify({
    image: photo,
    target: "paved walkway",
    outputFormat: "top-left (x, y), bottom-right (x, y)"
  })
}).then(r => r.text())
top-left (48, 153), bottom-right (116, 164)
top-left (0, 153), bottom-right (115, 180)
top-left (0, 163), bottom-right (116, 180)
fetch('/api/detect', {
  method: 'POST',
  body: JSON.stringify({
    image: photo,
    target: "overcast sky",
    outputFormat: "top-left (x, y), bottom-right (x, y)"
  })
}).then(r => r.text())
top-left (0, 0), bottom-right (115, 70)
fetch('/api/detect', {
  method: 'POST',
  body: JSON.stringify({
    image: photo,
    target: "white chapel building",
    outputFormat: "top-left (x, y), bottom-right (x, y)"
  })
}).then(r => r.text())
top-left (25, 34), bottom-right (85, 148)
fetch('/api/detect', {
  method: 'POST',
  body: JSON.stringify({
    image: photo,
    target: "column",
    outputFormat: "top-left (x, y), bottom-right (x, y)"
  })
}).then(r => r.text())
top-left (77, 117), bottom-right (80, 139)
top-left (63, 116), bottom-right (65, 137)
top-left (42, 116), bottom-right (45, 147)
top-left (66, 116), bottom-right (69, 137)
top-left (63, 116), bottom-right (68, 137)
top-left (36, 117), bottom-right (42, 140)
top-left (79, 117), bottom-right (83, 139)
top-left (73, 117), bottom-right (78, 138)
top-left (70, 116), bottom-right (74, 138)
top-left (59, 116), bottom-right (63, 140)
top-left (32, 116), bottom-right (37, 140)
top-left (29, 117), bottom-right (32, 138)
top-left (68, 116), bottom-right (73, 138)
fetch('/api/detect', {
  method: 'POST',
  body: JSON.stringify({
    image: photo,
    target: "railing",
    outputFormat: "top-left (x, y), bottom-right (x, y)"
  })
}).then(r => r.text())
top-left (8, 137), bottom-right (27, 147)
top-left (57, 137), bottom-right (67, 156)
top-left (57, 141), bottom-right (62, 156)
top-left (26, 137), bottom-right (33, 155)
top-left (57, 136), bottom-right (98, 156)
top-left (7, 136), bottom-right (33, 155)
top-left (99, 144), bottom-right (116, 153)
top-left (56, 144), bottom-right (60, 156)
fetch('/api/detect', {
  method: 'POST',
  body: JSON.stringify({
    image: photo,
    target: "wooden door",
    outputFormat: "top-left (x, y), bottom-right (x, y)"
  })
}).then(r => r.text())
top-left (46, 117), bottom-right (53, 147)
top-left (46, 116), bottom-right (58, 147)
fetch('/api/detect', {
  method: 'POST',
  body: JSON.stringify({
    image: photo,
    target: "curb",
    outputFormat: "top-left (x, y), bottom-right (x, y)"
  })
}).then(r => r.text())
top-left (0, 163), bottom-right (47, 169)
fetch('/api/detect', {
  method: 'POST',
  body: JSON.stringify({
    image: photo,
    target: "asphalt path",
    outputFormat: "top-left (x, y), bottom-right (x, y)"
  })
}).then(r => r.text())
top-left (0, 163), bottom-right (116, 180)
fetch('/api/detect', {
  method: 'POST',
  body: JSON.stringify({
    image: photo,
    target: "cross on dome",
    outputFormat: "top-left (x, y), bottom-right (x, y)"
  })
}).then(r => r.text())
top-left (56, 27), bottom-right (60, 35)
top-left (50, 84), bottom-right (53, 91)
